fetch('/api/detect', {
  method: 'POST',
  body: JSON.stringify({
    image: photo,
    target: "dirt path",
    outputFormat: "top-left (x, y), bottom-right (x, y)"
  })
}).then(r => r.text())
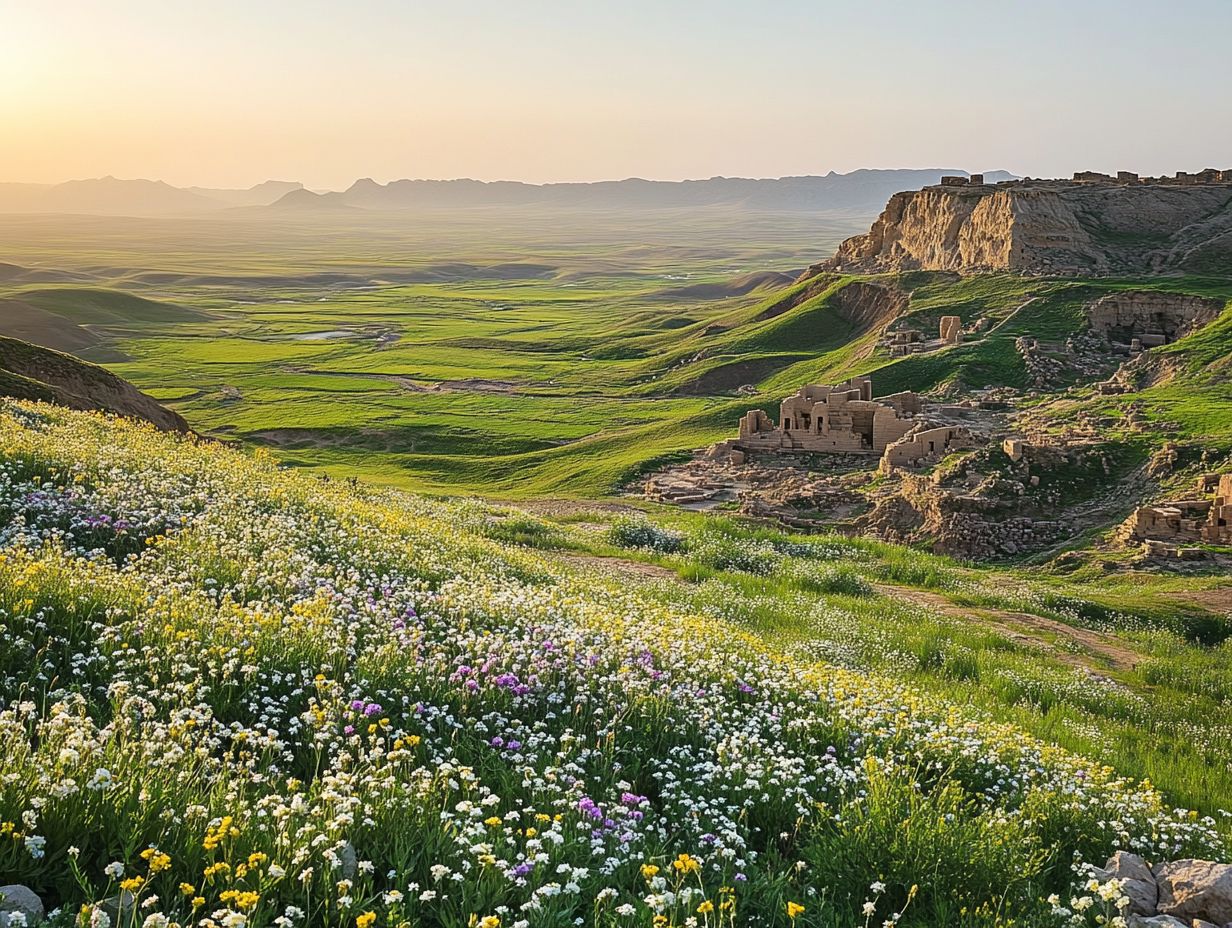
top-left (1166, 587), bottom-right (1232, 615)
top-left (872, 583), bottom-right (1141, 672)
top-left (553, 552), bottom-right (679, 582)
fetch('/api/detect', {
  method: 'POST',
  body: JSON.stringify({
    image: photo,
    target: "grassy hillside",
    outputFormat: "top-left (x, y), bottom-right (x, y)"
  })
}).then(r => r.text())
top-left (0, 401), bottom-right (1225, 927)
top-left (2, 214), bottom-right (1230, 512)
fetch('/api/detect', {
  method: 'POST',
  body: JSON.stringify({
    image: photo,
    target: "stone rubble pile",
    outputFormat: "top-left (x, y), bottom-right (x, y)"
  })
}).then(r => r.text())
top-left (1096, 851), bottom-right (1232, 928)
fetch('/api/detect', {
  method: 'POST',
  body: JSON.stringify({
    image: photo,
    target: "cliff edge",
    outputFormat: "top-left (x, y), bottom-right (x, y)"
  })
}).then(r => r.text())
top-left (818, 173), bottom-right (1232, 276)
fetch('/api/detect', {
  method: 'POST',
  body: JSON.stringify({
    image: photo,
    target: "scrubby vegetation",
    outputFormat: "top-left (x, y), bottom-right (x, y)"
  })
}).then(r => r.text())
top-left (0, 402), bottom-right (1226, 927)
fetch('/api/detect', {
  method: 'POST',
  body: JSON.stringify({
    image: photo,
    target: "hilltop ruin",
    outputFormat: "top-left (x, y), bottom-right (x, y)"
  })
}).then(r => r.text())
top-left (817, 170), bottom-right (1232, 277)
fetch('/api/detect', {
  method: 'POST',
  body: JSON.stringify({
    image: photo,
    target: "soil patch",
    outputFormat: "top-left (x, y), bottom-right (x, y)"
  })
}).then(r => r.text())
top-left (553, 553), bottom-right (679, 581)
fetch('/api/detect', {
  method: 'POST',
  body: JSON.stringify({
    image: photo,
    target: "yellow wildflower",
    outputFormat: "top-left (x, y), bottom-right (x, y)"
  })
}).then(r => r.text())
top-left (672, 853), bottom-right (700, 874)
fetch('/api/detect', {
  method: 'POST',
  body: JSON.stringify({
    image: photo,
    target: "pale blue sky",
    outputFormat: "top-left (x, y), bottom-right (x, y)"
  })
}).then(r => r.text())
top-left (2, 0), bottom-right (1229, 187)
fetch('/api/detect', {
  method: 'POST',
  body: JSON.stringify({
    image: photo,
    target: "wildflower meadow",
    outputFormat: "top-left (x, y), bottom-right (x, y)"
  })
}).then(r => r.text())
top-left (0, 402), bottom-right (1223, 928)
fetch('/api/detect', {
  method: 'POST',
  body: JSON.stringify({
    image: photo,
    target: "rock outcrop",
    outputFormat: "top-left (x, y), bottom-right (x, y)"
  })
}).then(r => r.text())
top-left (1154, 859), bottom-right (1232, 924)
top-left (1086, 290), bottom-right (1226, 343)
top-left (1085, 851), bottom-right (1232, 927)
top-left (818, 179), bottom-right (1232, 276)
top-left (1095, 851), bottom-right (1158, 915)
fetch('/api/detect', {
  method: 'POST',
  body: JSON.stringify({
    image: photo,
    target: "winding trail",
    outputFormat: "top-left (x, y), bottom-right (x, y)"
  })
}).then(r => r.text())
top-left (872, 582), bottom-right (1140, 671)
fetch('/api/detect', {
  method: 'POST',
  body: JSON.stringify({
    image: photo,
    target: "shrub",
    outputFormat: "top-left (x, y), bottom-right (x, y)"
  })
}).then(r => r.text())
top-left (606, 516), bottom-right (685, 553)
top-left (688, 530), bottom-right (782, 575)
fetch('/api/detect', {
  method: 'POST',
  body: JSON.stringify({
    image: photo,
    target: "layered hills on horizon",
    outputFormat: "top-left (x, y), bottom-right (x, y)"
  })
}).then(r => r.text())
top-left (0, 169), bottom-right (1015, 217)
top-left (272, 169), bottom-right (1017, 213)
top-left (0, 177), bottom-right (306, 216)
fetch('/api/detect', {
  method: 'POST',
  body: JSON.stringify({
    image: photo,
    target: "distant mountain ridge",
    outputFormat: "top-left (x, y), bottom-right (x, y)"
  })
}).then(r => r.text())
top-left (0, 178), bottom-right (304, 215)
top-left (186, 180), bottom-right (305, 207)
top-left (273, 170), bottom-right (1017, 213)
top-left (0, 170), bottom-right (1016, 216)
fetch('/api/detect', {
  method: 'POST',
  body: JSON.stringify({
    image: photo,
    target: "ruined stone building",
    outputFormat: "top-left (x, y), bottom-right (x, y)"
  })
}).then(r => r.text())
top-left (879, 424), bottom-right (968, 469)
top-left (725, 376), bottom-right (970, 470)
top-left (1085, 291), bottom-right (1225, 348)
top-left (736, 377), bottom-right (921, 453)
top-left (1127, 473), bottom-right (1232, 549)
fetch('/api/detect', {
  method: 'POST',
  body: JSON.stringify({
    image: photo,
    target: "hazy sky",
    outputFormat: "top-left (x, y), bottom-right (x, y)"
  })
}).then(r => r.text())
top-left (3, 0), bottom-right (1230, 189)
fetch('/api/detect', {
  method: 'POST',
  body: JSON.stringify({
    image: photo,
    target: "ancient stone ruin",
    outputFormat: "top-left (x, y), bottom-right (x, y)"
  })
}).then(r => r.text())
top-left (1085, 290), bottom-right (1225, 350)
top-left (716, 376), bottom-right (971, 471)
top-left (939, 315), bottom-right (963, 345)
top-left (883, 316), bottom-right (965, 357)
top-left (1125, 473), bottom-right (1232, 558)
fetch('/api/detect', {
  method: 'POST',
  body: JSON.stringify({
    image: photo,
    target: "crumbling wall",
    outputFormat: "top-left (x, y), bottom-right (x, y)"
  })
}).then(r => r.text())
top-left (880, 426), bottom-right (964, 469)
top-left (1085, 290), bottom-right (1225, 343)
top-left (1202, 474), bottom-right (1232, 544)
top-left (1125, 472), bottom-right (1232, 550)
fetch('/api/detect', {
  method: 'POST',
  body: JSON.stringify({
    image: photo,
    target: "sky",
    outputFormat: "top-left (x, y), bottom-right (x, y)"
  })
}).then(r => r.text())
top-left (2, 0), bottom-right (1231, 190)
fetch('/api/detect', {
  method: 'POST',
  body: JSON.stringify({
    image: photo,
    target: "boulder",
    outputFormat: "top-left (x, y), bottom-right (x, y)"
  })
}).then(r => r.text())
top-left (0, 885), bottom-right (44, 925)
top-left (1155, 859), bottom-right (1232, 924)
top-left (1125, 917), bottom-right (1187, 928)
top-left (1094, 851), bottom-right (1158, 915)
top-left (340, 840), bottom-right (357, 880)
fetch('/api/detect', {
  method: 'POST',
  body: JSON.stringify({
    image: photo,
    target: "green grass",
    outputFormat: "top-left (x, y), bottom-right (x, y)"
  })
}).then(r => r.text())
top-left (1, 213), bottom-right (1230, 512)
top-left (8, 285), bottom-right (206, 324)
top-left (538, 506), bottom-right (1232, 815)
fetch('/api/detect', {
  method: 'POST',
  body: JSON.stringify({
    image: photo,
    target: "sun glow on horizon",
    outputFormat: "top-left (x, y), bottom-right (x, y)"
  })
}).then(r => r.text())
top-left (2, 0), bottom-right (1231, 190)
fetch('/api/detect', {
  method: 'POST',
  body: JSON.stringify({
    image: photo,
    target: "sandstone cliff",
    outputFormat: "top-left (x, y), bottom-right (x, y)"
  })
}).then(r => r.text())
top-left (819, 181), bottom-right (1232, 276)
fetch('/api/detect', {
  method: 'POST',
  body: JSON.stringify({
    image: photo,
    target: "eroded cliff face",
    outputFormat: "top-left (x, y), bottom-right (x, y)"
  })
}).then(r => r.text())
top-left (821, 182), bottom-right (1232, 276)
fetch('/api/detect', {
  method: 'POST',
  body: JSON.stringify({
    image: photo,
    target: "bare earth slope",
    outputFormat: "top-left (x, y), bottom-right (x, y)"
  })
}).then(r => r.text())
top-left (0, 336), bottom-right (190, 431)
top-left (820, 180), bottom-right (1232, 276)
